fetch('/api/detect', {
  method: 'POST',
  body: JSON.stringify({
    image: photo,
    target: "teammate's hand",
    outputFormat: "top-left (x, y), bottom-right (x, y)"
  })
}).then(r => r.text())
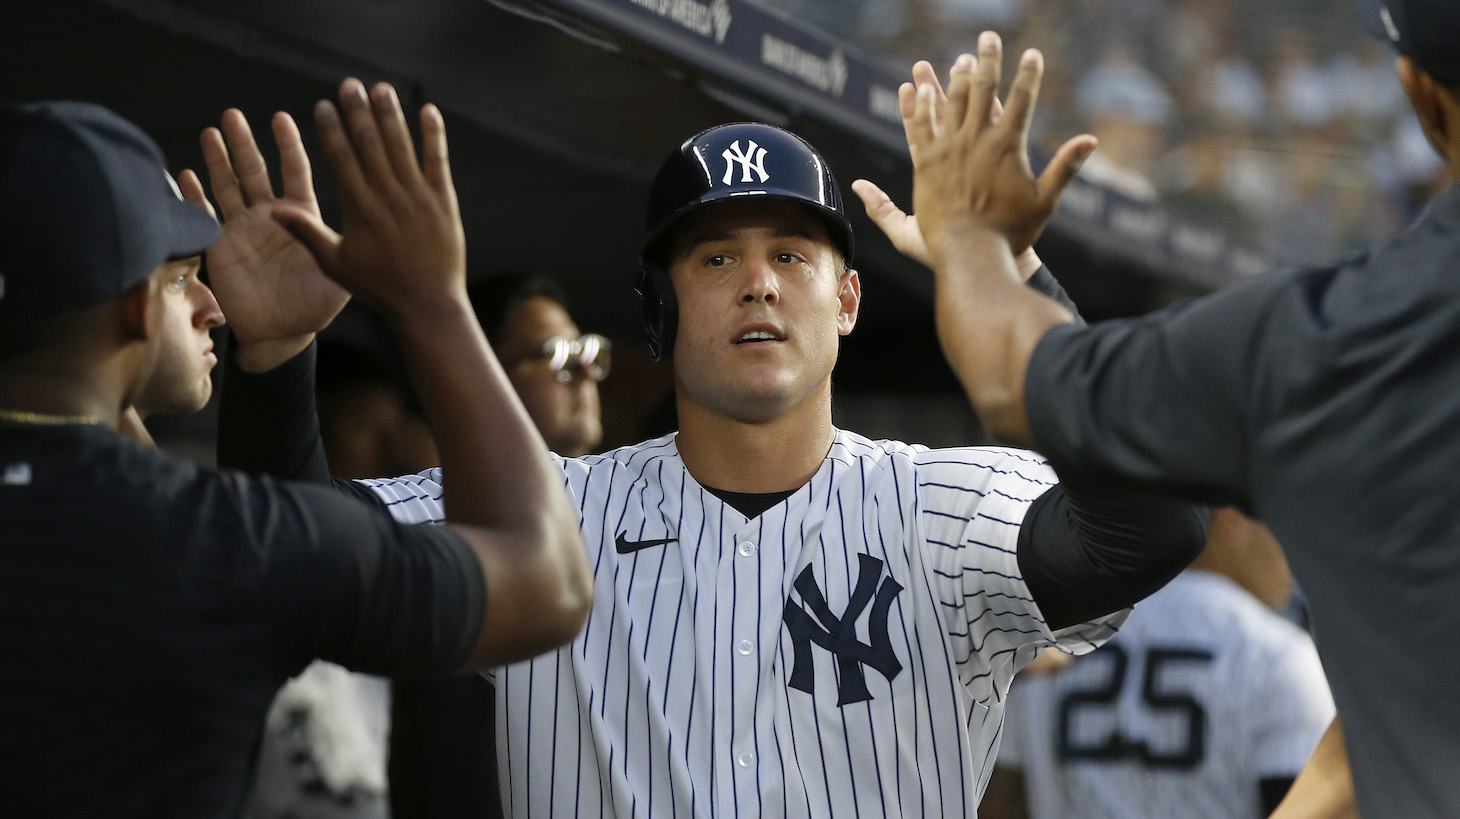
top-left (908, 34), bottom-right (1095, 271)
top-left (854, 58), bottom-right (1043, 280)
top-left (272, 79), bottom-right (466, 319)
top-left (852, 60), bottom-right (965, 269)
top-left (192, 110), bottom-right (349, 372)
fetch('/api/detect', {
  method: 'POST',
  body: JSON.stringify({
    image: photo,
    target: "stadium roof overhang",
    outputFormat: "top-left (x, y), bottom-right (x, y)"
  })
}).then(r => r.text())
top-left (5, 0), bottom-right (1260, 395)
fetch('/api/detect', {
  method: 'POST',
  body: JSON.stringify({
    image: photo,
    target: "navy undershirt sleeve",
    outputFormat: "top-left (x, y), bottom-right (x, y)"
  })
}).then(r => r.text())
top-left (1027, 264), bottom-right (1084, 325)
top-left (1017, 477), bottom-right (1208, 630)
top-left (218, 337), bottom-right (330, 484)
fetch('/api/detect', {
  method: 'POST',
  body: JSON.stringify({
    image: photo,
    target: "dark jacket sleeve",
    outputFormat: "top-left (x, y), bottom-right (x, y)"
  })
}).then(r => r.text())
top-left (242, 474), bottom-right (486, 677)
top-left (1018, 264), bottom-right (1208, 630)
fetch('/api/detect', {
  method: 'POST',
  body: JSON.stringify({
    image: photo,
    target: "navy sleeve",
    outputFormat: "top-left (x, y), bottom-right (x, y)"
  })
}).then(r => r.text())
top-left (217, 337), bottom-right (329, 484)
top-left (234, 474), bottom-right (486, 677)
top-left (1027, 264), bottom-right (1085, 326)
top-left (1023, 273), bottom-right (1285, 507)
top-left (1017, 479), bottom-right (1209, 629)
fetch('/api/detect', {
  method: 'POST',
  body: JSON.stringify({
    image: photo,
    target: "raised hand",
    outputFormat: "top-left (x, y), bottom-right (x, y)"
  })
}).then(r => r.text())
top-left (270, 79), bottom-right (465, 317)
top-left (851, 61), bottom-right (946, 268)
top-left (192, 109), bottom-right (349, 370)
top-left (908, 33), bottom-right (1095, 271)
top-left (854, 58), bottom-right (1044, 279)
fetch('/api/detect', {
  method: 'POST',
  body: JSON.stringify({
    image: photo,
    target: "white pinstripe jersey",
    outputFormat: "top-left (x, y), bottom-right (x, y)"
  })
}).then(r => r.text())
top-left (361, 429), bottom-right (1127, 818)
top-left (997, 571), bottom-right (1334, 819)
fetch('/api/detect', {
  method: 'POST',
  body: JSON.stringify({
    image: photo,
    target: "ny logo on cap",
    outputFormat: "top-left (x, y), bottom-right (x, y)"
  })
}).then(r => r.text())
top-left (782, 553), bottom-right (904, 706)
top-left (722, 139), bottom-right (770, 185)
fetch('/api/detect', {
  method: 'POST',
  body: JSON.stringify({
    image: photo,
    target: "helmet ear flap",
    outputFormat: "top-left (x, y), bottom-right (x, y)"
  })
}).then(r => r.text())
top-left (635, 263), bottom-right (678, 362)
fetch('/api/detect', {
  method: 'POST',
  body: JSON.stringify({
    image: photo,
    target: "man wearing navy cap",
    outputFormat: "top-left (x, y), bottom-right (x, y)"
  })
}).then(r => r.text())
top-left (887, 0), bottom-right (1460, 815)
top-left (0, 88), bottom-right (590, 817)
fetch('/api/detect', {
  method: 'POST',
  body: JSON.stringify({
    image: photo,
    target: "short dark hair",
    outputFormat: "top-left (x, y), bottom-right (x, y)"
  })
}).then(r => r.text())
top-left (467, 273), bottom-right (569, 347)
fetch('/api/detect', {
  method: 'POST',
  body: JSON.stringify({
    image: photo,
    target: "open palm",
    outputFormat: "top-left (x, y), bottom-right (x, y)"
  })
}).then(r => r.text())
top-left (191, 109), bottom-right (348, 348)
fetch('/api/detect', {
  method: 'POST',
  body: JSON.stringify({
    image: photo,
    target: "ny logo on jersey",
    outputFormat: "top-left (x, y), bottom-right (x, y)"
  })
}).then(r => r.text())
top-left (721, 139), bottom-right (769, 185)
top-left (782, 553), bottom-right (904, 705)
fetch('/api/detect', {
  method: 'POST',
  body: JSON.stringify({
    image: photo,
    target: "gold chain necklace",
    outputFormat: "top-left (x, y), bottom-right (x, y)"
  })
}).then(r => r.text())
top-left (0, 408), bottom-right (102, 426)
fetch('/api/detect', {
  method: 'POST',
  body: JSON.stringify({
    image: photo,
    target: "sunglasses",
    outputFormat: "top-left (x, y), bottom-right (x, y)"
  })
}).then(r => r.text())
top-left (511, 333), bottom-right (612, 383)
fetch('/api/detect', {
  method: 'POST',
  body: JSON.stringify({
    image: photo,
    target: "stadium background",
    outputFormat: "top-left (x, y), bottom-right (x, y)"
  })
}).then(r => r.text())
top-left (3, 0), bottom-right (1442, 455)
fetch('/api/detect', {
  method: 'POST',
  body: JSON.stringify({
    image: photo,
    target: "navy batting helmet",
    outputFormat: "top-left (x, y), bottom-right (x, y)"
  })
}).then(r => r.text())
top-left (636, 122), bottom-right (854, 361)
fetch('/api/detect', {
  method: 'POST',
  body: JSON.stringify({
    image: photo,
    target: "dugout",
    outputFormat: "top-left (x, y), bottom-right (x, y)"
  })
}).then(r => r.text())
top-left (2, 0), bottom-right (1264, 448)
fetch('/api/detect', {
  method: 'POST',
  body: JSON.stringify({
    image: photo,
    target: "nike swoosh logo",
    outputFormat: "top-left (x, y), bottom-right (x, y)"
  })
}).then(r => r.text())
top-left (615, 532), bottom-right (678, 554)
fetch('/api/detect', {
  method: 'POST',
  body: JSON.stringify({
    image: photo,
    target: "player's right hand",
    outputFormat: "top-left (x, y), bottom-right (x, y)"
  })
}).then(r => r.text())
top-left (273, 78), bottom-right (466, 320)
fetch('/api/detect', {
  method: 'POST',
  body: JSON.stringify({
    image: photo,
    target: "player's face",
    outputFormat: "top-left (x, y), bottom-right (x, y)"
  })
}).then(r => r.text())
top-left (134, 257), bottom-right (225, 415)
top-left (500, 296), bottom-right (604, 457)
top-left (666, 200), bottom-right (859, 423)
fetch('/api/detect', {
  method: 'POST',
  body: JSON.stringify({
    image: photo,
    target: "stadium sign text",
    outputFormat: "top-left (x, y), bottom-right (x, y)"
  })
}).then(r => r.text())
top-left (761, 34), bottom-right (848, 97)
top-left (628, 0), bottom-right (732, 43)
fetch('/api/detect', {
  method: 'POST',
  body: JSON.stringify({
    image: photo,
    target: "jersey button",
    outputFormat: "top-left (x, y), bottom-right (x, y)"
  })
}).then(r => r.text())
top-left (737, 541), bottom-right (756, 557)
top-left (736, 751), bottom-right (754, 768)
top-left (737, 639), bottom-right (754, 655)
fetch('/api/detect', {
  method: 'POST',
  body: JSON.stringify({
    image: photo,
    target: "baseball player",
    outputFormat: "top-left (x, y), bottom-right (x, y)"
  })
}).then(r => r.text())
top-left (217, 98), bottom-right (1209, 814)
top-left (896, 6), bottom-right (1460, 815)
top-left (0, 86), bottom-right (590, 817)
top-left (984, 507), bottom-right (1334, 819)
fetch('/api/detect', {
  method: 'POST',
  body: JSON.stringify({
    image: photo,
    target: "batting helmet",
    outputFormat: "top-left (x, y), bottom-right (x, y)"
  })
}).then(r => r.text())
top-left (636, 122), bottom-right (854, 361)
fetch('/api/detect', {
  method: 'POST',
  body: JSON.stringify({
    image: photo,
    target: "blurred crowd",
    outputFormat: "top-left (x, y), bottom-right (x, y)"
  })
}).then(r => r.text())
top-left (789, 0), bottom-right (1450, 268)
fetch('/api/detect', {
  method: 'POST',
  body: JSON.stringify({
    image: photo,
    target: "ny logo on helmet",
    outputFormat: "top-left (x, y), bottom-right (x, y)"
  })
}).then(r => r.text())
top-left (722, 139), bottom-right (770, 185)
top-left (782, 553), bottom-right (904, 705)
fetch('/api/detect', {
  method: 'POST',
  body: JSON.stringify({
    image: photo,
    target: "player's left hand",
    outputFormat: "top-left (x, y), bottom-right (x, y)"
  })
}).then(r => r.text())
top-left (908, 33), bottom-right (1095, 271)
top-left (853, 178), bottom-right (1044, 281)
top-left (853, 59), bottom-right (1042, 280)
top-left (189, 109), bottom-right (349, 372)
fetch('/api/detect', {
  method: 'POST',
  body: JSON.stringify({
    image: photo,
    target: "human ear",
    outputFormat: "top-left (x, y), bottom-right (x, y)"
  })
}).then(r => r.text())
top-left (836, 268), bottom-right (861, 336)
top-left (118, 276), bottom-right (158, 342)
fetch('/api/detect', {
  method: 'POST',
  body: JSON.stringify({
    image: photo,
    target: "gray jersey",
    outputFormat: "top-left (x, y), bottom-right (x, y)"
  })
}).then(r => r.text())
top-left (999, 571), bottom-right (1333, 819)
top-left (362, 429), bottom-right (1126, 817)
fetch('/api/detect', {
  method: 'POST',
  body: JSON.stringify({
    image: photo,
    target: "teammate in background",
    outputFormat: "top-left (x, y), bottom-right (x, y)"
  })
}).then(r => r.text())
top-left (217, 93), bottom-right (1210, 814)
top-left (980, 508), bottom-right (1333, 819)
top-left (470, 274), bottom-right (608, 458)
top-left (390, 274), bottom-right (608, 819)
top-left (883, 1), bottom-right (1460, 814)
top-left (0, 91), bottom-right (590, 817)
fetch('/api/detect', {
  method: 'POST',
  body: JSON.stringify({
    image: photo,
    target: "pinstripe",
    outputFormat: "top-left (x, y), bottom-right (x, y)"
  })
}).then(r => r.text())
top-left (502, 659), bottom-right (517, 817)
top-left (361, 431), bottom-right (1126, 817)
top-left (854, 462), bottom-right (892, 819)
top-left (547, 656), bottom-right (563, 816)
top-left (751, 513), bottom-right (766, 816)
top-left (830, 476), bottom-right (867, 819)
top-left (806, 481), bottom-right (836, 816)
top-left (683, 488), bottom-right (707, 816)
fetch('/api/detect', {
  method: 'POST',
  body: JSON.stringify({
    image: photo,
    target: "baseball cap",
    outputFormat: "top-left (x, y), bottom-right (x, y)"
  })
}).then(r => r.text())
top-left (0, 101), bottom-right (220, 314)
top-left (1358, 0), bottom-right (1460, 88)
